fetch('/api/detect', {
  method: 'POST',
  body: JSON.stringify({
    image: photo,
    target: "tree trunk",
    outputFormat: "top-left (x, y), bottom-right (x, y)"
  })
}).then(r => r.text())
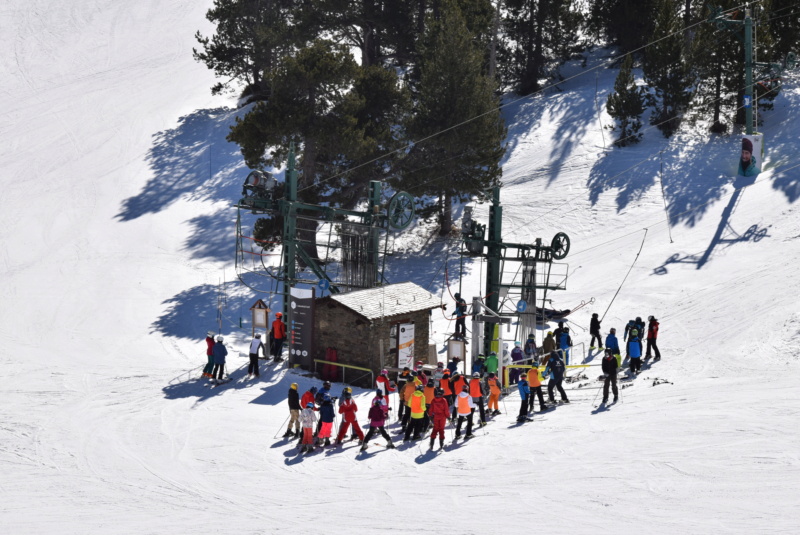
top-left (488, 0), bottom-right (502, 79)
top-left (438, 190), bottom-right (453, 236)
top-left (297, 136), bottom-right (322, 266)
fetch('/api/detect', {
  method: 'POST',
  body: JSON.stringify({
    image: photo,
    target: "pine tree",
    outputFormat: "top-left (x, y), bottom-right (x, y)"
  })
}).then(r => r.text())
top-left (642, 0), bottom-right (694, 137)
top-left (606, 54), bottom-right (645, 147)
top-left (193, 0), bottom-right (303, 99)
top-left (589, 0), bottom-right (659, 54)
top-left (399, 1), bottom-right (506, 235)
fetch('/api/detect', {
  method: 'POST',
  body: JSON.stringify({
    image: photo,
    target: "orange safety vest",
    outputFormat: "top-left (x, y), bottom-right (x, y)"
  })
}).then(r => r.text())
top-left (404, 381), bottom-right (417, 403)
top-left (440, 376), bottom-right (452, 395)
top-left (487, 377), bottom-right (501, 395)
top-left (424, 386), bottom-right (435, 403)
top-left (469, 378), bottom-right (483, 397)
top-left (453, 376), bottom-right (466, 394)
top-left (410, 391), bottom-right (426, 417)
top-left (457, 393), bottom-right (472, 415)
top-left (528, 368), bottom-right (542, 387)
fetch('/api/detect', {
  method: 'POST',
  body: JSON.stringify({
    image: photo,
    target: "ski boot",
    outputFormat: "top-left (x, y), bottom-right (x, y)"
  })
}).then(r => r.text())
top-left (429, 438), bottom-right (435, 450)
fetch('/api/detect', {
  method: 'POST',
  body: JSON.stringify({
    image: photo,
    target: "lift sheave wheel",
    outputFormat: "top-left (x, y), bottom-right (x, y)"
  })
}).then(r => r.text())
top-left (551, 232), bottom-right (570, 260)
top-left (388, 192), bottom-right (415, 230)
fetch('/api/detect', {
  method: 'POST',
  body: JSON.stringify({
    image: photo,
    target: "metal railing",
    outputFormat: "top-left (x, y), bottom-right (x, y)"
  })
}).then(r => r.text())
top-left (313, 359), bottom-right (374, 388)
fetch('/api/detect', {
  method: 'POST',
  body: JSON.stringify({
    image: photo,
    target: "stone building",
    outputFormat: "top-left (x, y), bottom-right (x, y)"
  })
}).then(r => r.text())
top-left (313, 281), bottom-right (441, 386)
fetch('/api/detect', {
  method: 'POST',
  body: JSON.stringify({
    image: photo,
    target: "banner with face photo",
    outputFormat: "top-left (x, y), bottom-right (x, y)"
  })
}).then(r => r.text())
top-left (738, 134), bottom-right (763, 177)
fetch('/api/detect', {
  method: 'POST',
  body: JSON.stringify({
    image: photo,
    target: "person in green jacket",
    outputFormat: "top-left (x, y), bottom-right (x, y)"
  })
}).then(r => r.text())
top-left (484, 352), bottom-right (499, 375)
top-left (738, 138), bottom-right (761, 177)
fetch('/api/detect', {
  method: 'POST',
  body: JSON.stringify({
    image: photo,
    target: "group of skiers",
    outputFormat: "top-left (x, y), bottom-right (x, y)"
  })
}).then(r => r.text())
top-left (202, 313), bottom-right (287, 383)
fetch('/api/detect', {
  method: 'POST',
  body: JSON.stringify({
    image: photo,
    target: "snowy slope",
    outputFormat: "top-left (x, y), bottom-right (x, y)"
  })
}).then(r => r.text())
top-left (2, 1), bottom-right (800, 533)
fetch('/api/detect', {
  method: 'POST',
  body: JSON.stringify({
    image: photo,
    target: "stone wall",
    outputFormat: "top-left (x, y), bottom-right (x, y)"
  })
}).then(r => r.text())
top-left (314, 299), bottom-right (433, 386)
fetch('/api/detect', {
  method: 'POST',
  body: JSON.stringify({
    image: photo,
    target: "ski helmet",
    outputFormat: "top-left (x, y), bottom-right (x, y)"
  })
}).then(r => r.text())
top-left (416, 384), bottom-right (424, 391)
top-left (343, 387), bottom-right (352, 394)
top-left (410, 371), bottom-right (417, 377)
top-left (435, 388), bottom-right (444, 397)
top-left (275, 312), bottom-right (282, 318)
top-left (427, 380), bottom-right (435, 387)
top-left (216, 335), bottom-right (223, 342)
top-left (207, 331), bottom-right (215, 338)
top-left (323, 381), bottom-right (331, 389)
top-left (636, 316), bottom-right (642, 322)
top-left (547, 331), bottom-right (553, 336)
top-left (310, 387), bottom-right (318, 394)
top-left (255, 333), bottom-right (261, 338)
top-left (437, 362), bottom-right (444, 368)
top-left (306, 402), bottom-right (314, 408)
top-left (454, 292), bottom-right (461, 299)
top-left (380, 369), bottom-right (388, 375)
top-left (610, 328), bottom-right (616, 334)
top-left (514, 341), bottom-right (521, 346)
top-left (472, 372), bottom-right (480, 378)
top-left (403, 366), bottom-right (410, 372)
top-left (488, 372), bottom-right (496, 379)
top-left (290, 383), bottom-right (298, 390)
top-left (563, 327), bottom-right (569, 332)
top-left (375, 389), bottom-right (383, 397)
top-left (462, 384), bottom-right (470, 392)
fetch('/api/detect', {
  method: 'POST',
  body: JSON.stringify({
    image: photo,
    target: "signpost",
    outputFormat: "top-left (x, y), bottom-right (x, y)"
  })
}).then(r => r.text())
top-left (288, 287), bottom-right (315, 368)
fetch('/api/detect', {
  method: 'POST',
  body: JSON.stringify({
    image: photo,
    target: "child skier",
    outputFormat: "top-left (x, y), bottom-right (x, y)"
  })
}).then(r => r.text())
top-left (629, 329), bottom-right (643, 375)
top-left (336, 391), bottom-right (365, 444)
top-left (590, 313), bottom-right (603, 350)
top-left (300, 402), bottom-right (317, 453)
top-left (284, 383), bottom-right (302, 438)
top-left (429, 388), bottom-right (450, 449)
top-left (601, 348), bottom-right (619, 403)
top-left (360, 399), bottom-right (396, 451)
top-left (318, 395), bottom-right (336, 446)
top-left (404, 384), bottom-right (427, 441)
top-left (517, 375), bottom-right (530, 422)
top-left (455, 385), bottom-right (476, 438)
top-left (486, 372), bottom-right (502, 416)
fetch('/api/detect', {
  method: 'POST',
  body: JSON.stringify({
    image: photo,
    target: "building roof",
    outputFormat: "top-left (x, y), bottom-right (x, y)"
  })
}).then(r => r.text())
top-left (327, 281), bottom-right (441, 322)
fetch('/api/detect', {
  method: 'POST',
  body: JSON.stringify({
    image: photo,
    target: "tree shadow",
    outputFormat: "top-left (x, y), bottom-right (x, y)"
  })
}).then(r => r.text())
top-left (116, 107), bottom-right (246, 222)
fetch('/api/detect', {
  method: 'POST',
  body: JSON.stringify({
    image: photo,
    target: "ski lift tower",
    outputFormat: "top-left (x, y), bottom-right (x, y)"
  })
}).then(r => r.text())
top-left (234, 143), bottom-right (416, 316)
top-left (461, 185), bottom-right (571, 357)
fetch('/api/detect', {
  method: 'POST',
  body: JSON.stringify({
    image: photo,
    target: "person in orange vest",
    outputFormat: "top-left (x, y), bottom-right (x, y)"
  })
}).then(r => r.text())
top-left (485, 372), bottom-right (502, 416)
top-left (526, 366), bottom-right (548, 413)
top-left (403, 384), bottom-right (427, 441)
top-left (455, 385), bottom-right (475, 439)
top-left (428, 388), bottom-right (450, 450)
top-left (450, 372), bottom-right (467, 420)
top-left (401, 371), bottom-right (420, 432)
top-left (396, 367), bottom-right (412, 421)
top-left (336, 390), bottom-right (365, 444)
top-left (469, 372), bottom-right (487, 426)
top-left (423, 379), bottom-right (436, 431)
top-left (271, 312), bottom-right (286, 362)
top-left (439, 369), bottom-right (453, 411)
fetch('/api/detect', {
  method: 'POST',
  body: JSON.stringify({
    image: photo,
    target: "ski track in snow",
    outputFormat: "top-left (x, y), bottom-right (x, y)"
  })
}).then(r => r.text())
top-left (3, 1), bottom-right (800, 533)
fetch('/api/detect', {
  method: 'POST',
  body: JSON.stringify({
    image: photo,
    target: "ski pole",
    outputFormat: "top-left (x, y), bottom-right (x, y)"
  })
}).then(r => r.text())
top-left (273, 414), bottom-right (291, 439)
top-left (592, 379), bottom-right (604, 407)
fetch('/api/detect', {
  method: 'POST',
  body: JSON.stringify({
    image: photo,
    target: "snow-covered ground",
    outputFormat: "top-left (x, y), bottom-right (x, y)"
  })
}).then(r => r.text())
top-left (2, 1), bottom-right (799, 533)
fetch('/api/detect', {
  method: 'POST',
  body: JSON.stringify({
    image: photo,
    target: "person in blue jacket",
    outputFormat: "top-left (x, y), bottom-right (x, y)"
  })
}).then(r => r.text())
top-left (517, 376), bottom-right (530, 422)
top-left (606, 328), bottom-right (622, 368)
top-left (471, 355), bottom-right (486, 377)
top-left (317, 395), bottom-right (336, 447)
top-left (453, 292), bottom-right (468, 339)
top-left (623, 319), bottom-right (637, 357)
top-left (628, 329), bottom-right (643, 374)
top-left (544, 351), bottom-right (569, 404)
top-left (212, 335), bottom-right (227, 382)
top-left (558, 327), bottom-right (573, 365)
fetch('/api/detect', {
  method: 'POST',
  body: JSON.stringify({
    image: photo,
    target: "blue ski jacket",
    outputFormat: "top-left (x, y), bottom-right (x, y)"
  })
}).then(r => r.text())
top-left (629, 336), bottom-right (642, 358)
top-left (518, 379), bottom-right (530, 400)
top-left (319, 401), bottom-right (335, 423)
top-left (606, 334), bottom-right (620, 353)
top-left (212, 342), bottom-right (227, 364)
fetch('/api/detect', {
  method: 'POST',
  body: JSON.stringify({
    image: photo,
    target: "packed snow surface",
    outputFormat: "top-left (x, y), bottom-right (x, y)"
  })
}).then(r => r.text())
top-left (2, 1), bottom-right (799, 533)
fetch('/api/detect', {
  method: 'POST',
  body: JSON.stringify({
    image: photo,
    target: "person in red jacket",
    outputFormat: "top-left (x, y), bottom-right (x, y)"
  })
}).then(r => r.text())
top-left (375, 369), bottom-right (396, 396)
top-left (645, 316), bottom-right (661, 361)
top-left (336, 391), bottom-right (365, 444)
top-left (203, 331), bottom-right (215, 378)
top-left (271, 312), bottom-right (286, 362)
top-left (428, 388), bottom-right (450, 450)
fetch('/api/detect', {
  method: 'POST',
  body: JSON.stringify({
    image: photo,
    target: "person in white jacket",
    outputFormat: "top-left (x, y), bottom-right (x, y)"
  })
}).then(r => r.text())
top-left (454, 385), bottom-right (476, 439)
top-left (248, 334), bottom-right (265, 378)
top-left (299, 403), bottom-right (317, 453)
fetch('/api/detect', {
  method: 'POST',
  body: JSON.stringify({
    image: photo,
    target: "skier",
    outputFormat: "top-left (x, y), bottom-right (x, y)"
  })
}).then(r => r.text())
top-left (634, 316), bottom-right (646, 355)
top-left (471, 355), bottom-right (486, 377)
top-left (423, 379), bottom-right (436, 431)
top-left (271, 312), bottom-right (286, 362)
top-left (646, 316), bottom-right (661, 361)
top-left (373, 389), bottom-right (390, 419)
top-left (469, 372), bottom-right (487, 426)
top-left (542, 331), bottom-right (556, 355)
top-left (629, 329), bottom-right (643, 375)
top-left (486, 372), bottom-right (502, 416)
top-left (454, 385), bottom-right (475, 438)
top-left (429, 388), bottom-right (450, 450)
top-left (300, 386), bottom-right (318, 410)
top-left (558, 327), bottom-right (573, 365)
top-left (404, 384), bottom-right (427, 441)
top-left (524, 333), bottom-right (538, 364)
top-left (484, 352), bottom-right (499, 377)
top-left (375, 369), bottom-right (396, 396)
top-left (590, 313), bottom-right (603, 350)
top-left (517, 374), bottom-right (531, 422)
top-left (452, 292), bottom-right (468, 339)
top-left (396, 367), bottom-right (411, 421)
top-left (212, 335), bottom-right (227, 382)
top-left (401, 372), bottom-right (419, 431)
top-left (601, 348), bottom-right (619, 404)
top-left (544, 351), bottom-right (569, 404)
top-left (433, 362), bottom-right (446, 382)
top-left (318, 395), bottom-right (336, 447)
top-left (415, 361), bottom-right (428, 385)
top-left (439, 369), bottom-right (453, 416)
top-left (606, 328), bottom-right (622, 368)
top-left (527, 366), bottom-right (548, 413)
top-left (300, 402), bottom-right (318, 453)
top-left (203, 331), bottom-right (215, 378)
top-left (447, 356), bottom-right (461, 374)
top-left (553, 322), bottom-right (566, 348)
top-left (509, 342), bottom-right (524, 384)
top-left (450, 372), bottom-right (467, 420)
top-left (284, 383), bottom-right (302, 438)
top-left (336, 390), bottom-right (365, 444)
top-left (248, 333), bottom-right (265, 378)
top-left (360, 399), bottom-right (396, 452)
top-left (623, 319), bottom-right (637, 357)
top-left (316, 381), bottom-right (332, 404)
